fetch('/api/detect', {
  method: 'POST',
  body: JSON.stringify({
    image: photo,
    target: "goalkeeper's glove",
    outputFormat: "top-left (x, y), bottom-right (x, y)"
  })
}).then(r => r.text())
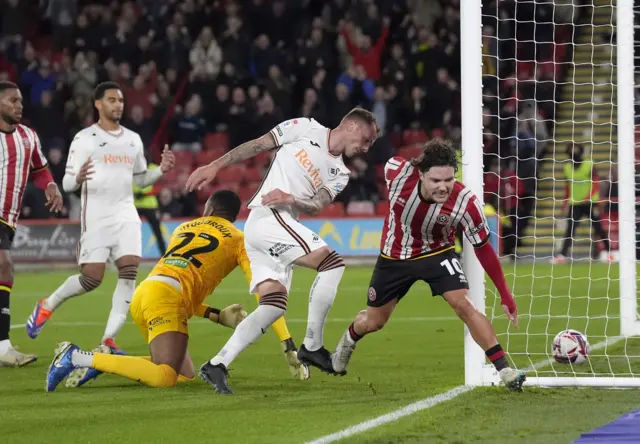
top-left (281, 338), bottom-right (310, 380)
top-left (217, 304), bottom-right (247, 329)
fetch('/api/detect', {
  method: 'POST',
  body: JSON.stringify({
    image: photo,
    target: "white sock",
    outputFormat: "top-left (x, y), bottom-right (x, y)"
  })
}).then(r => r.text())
top-left (210, 304), bottom-right (285, 368)
top-left (43, 275), bottom-right (87, 311)
top-left (102, 278), bottom-right (135, 341)
top-left (71, 349), bottom-right (93, 367)
top-left (0, 339), bottom-right (11, 354)
top-left (303, 266), bottom-right (345, 351)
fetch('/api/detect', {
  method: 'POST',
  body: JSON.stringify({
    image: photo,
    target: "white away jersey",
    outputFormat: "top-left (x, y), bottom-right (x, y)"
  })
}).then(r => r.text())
top-left (66, 124), bottom-right (147, 231)
top-left (248, 118), bottom-right (349, 218)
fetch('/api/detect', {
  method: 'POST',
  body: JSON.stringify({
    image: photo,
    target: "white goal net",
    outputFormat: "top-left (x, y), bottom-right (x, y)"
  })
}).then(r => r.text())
top-left (461, 0), bottom-right (639, 387)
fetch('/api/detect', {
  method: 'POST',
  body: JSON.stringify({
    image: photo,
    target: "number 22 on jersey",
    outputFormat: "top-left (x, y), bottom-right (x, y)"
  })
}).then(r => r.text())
top-left (162, 232), bottom-right (219, 268)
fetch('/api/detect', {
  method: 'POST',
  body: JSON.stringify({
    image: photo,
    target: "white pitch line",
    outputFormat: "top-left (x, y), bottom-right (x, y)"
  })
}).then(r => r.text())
top-left (305, 336), bottom-right (629, 443)
top-left (304, 385), bottom-right (474, 444)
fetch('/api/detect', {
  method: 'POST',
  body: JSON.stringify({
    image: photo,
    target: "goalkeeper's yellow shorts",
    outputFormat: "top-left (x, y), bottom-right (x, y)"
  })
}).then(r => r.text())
top-left (130, 279), bottom-right (189, 344)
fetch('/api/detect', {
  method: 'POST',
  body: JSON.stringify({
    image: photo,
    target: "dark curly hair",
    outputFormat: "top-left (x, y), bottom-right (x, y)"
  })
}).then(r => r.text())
top-left (410, 138), bottom-right (459, 173)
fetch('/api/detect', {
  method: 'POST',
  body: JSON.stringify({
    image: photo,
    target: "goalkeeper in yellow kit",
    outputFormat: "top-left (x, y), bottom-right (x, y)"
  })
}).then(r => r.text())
top-left (45, 190), bottom-right (309, 391)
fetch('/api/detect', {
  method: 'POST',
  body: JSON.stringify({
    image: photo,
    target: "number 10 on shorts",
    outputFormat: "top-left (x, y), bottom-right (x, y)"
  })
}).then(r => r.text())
top-left (440, 258), bottom-right (464, 277)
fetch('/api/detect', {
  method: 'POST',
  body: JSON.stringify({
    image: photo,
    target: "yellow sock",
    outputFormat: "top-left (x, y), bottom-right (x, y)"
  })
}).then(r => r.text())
top-left (255, 293), bottom-right (291, 341)
top-left (92, 353), bottom-right (178, 387)
top-left (177, 375), bottom-right (195, 383)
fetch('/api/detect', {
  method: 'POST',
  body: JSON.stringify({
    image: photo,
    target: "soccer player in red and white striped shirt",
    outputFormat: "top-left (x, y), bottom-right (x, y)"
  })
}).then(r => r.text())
top-left (0, 81), bottom-right (63, 367)
top-left (331, 139), bottom-right (526, 391)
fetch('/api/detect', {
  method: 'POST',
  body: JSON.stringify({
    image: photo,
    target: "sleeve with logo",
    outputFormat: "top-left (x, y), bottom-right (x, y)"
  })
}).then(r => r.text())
top-left (321, 168), bottom-right (350, 200)
top-left (460, 192), bottom-right (490, 247)
top-left (270, 118), bottom-right (311, 147)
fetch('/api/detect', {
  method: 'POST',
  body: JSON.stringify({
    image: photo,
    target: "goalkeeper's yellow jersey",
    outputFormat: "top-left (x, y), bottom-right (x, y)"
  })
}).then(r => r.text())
top-left (148, 216), bottom-right (251, 317)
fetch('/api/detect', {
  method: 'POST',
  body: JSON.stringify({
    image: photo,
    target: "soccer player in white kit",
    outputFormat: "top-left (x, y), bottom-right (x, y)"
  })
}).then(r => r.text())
top-left (26, 82), bottom-right (175, 352)
top-left (186, 108), bottom-right (379, 394)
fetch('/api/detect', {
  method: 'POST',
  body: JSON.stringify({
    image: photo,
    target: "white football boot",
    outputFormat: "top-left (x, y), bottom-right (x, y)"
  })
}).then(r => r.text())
top-left (499, 367), bottom-right (526, 392)
top-left (331, 330), bottom-right (357, 375)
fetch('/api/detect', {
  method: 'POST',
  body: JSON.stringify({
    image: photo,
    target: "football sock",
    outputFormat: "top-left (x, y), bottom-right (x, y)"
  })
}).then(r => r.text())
top-left (254, 292), bottom-right (291, 342)
top-left (44, 274), bottom-right (99, 311)
top-left (91, 353), bottom-right (178, 387)
top-left (0, 281), bottom-right (11, 343)
top-left (210, 302), bottom-right (285, 368)
top-left (177, 375), bottom-right (195, 383)
top-left (102, 272), bottom-right (136, 342)
top-left (0, 339), bottom-right (10, 354)
top-left (303, 254), bottom-right (344, 351)
top-left (71, 349), bottom-right (94, 367)
top-left (347, 322), bottom-right (363, 343)
top-left (486, 344), bottom-right (508, 371)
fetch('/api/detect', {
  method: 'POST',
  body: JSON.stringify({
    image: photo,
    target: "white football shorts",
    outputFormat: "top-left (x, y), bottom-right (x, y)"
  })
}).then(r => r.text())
top-left (244, 207), bottom-right (327, 293)
top-left (77, 222), bottom-right (142, 264)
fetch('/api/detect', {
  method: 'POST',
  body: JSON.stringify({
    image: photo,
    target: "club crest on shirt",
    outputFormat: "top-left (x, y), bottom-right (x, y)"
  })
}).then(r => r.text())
top-left (368, 287), bottom-right (376, 301)
top-left (21, 137), bottom-right (30, 150)
top-left (328, 167), bottom-right (339, 177)
top-left (437, 214), bottom-right (450, 224)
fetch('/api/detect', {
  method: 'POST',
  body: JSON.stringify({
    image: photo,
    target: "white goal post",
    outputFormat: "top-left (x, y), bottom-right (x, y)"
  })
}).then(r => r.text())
top-left (461, 0), bottom-right (640, 387)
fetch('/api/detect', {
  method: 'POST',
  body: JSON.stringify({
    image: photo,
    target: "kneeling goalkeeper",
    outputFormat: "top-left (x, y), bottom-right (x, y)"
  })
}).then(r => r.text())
top-left (46, 190), bottom-right (309, 391)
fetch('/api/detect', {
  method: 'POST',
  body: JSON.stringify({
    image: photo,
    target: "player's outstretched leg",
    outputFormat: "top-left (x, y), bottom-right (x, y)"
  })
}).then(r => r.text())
top-left (332, 301), bottom-right (397, 375)
top-left (204, 280), bottom-right (289, 393)
top-left (443, 289), bottom-right (526, 392)
top-left (27, 264), bottom-right (103, 339)
top-left (252, 292), bottom-right (310, 380)
top-left (101, 257), bottom-right (139, 350)
top-left (294, 248), bottom-right (345, 375)
top-left (48, 332), bottom-right (189, 391)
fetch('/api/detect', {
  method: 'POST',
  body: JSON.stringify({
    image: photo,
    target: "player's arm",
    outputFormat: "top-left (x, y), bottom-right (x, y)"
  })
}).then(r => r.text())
top-left (29, 130), bottom-right (55, 190)
top-left (186, 119), bottom-right (306, 191)
top-left (461, 194), bottom-right (518, 327)
top-left (62, 135), bottom-right (92, 192)
top-left (132, 143), bottom-right (175, 187)
top-left (263, 165), bottom-right (348, 216)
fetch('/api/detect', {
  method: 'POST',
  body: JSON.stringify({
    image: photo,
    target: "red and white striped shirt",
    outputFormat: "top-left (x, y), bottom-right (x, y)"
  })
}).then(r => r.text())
top-left (380, 156), bottom-right (489, 260)
top-left (0, 125), bottom-right (49, 227)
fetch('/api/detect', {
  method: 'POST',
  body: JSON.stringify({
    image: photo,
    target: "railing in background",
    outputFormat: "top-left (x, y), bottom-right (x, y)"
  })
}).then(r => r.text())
top-left (11, 217), bottom-right (502, 262)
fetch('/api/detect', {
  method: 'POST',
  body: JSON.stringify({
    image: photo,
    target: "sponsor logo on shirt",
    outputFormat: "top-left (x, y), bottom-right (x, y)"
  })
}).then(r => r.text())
top-left (468, 222), bottom-right (485, 235)
top-left (276, 126), bottom-right (283, 137)
top-left (269, 242), bottom-right (294, 257)
top-left (294, 148), bottom-right (323, 189)
top-left (163, 258), bottom-right (189, 268)
top-left (103, 153), bottom-right (134, 164)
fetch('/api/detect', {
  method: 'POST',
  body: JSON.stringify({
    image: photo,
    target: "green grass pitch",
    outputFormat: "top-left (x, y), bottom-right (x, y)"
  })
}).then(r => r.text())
top-left (1, 263), bottom-right (639, 444)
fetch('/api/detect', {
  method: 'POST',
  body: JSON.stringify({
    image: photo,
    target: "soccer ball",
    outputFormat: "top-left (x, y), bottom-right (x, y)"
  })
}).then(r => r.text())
top-left (552, 329), bottom-right (590, 364)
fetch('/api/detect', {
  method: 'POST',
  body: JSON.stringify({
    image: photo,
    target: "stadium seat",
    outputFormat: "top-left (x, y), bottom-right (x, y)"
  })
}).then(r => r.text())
top-left (216, 164), bottom-right (246, 183)
top-left (244, 166), bottom-right (263, 183)
top-left (346, 201), bottom-right (376, 216)
top-left (196, 147), bottom-right (226, 166)
top-left (172, 151), bottom-right (195, 168)
top-left (402, 129), bottom-right (427, 146)
top-left (253, 150), bottom-right (274, 168)
top-left (237, 204), bottom-right (251, 220)
top-left (238, 182), bottom-right (260, 202)
top-left (376, 201), bottom-right (390, 216)
top-left (397, 145), bottom-right (423, 160)
top-left (204, 132), bottom-right (230, 151)
top-left (316, 202), bottom-right (345, 218)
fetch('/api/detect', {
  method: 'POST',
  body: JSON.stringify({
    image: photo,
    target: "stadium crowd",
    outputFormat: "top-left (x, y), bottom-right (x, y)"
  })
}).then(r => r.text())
top-left (0, 0), bottom-right (574, 249)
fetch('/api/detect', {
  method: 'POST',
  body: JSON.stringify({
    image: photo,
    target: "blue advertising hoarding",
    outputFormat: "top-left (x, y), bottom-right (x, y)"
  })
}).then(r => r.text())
top-left (141, 216), bottom-right (501, 259)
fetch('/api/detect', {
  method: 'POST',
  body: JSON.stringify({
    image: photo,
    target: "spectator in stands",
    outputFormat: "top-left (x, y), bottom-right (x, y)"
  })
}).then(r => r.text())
top-left (171, 94), bottom-right (206, 153)
top-left (256, 93), bottom-right (284, 136)
top-left (21, 59), bottom-right (57, 106)
top-left (227, 87), bottom-right (254, 147)
top-left (300, 88), bottom-right (327, 124)
top-left (189, 26), bottom-right (222, 78)
top-left (29, 90), bottom-right (66, 148)
top-left (404, 86), bottom-right (427, 130)
top-left (339, 156), bottom-right (379, 206)
top-left (264, 65), bottom-right (292, 116)
top-left (337, 64), bottom-right (374, 108)
top-left (67, 52), bottom-right (98, 98)
top-left (47, 0), bottom-right (77, 51)
top-left (208, 83), bottom-right (231, 132)
top-left (124, 105), bottom-right (154, 147)
top-left (340, 18), bottom-right (390, 81)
